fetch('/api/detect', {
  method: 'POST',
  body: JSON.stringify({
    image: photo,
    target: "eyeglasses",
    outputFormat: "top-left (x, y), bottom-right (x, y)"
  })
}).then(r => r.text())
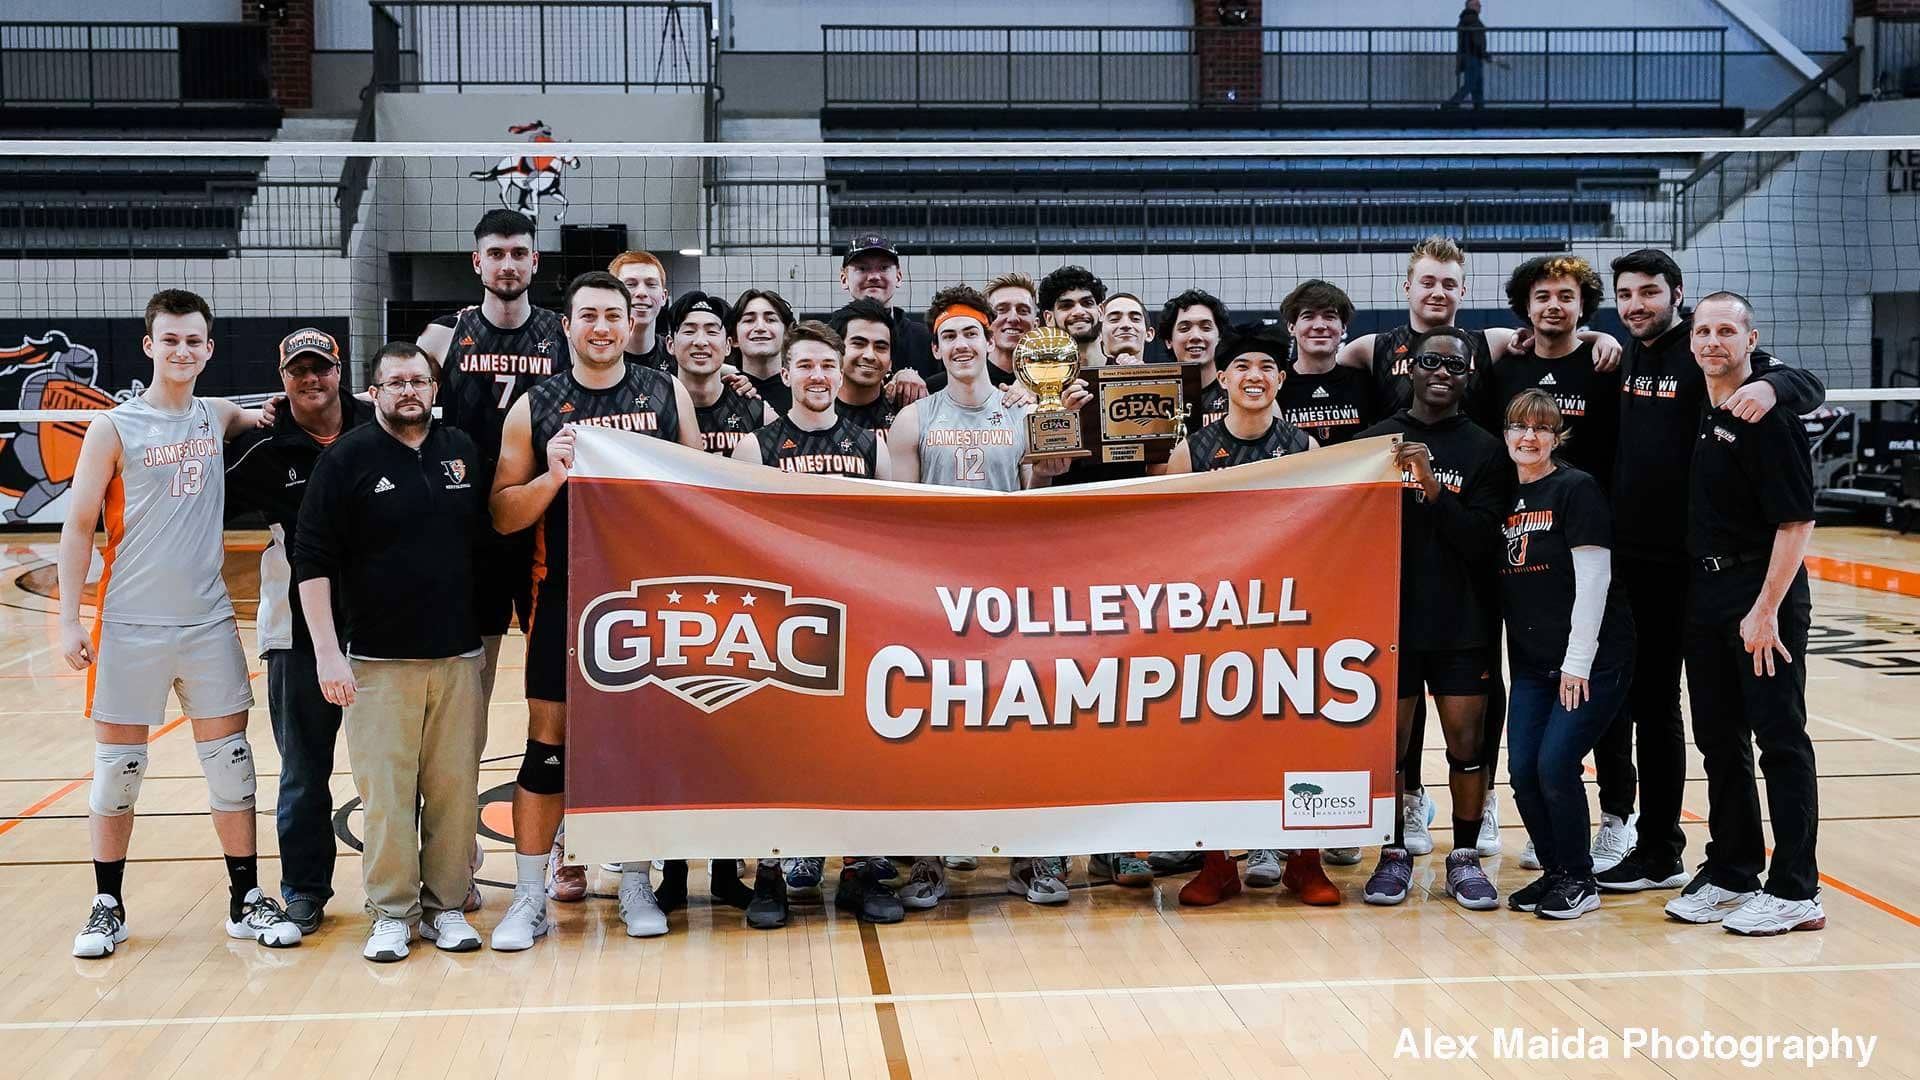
top-left (1504, 423), bottom-right (1561, 437)
top-left (1412, 353), bottom-right (1472, 376)
top-left (375, 378), bottom-right (435, 395)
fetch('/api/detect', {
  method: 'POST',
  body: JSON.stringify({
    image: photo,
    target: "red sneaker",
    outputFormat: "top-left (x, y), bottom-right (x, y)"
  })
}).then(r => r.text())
top-left (548, 845), bottom-right (588, 902)
top-left (1177, 851), bottom-right (1242, 906)
top-left (1281, 849), bottom-right (1341, 906)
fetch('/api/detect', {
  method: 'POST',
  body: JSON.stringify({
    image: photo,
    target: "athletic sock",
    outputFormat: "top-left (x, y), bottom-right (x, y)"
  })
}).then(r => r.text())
top-left (94, 859), bottom-right (126, 915)
top-left (515, 852), bottom-right (547, 896)
top-left (224, 855), bottom-right (259, 921)
top-left (1452, 817), bottom-right (1483, 853)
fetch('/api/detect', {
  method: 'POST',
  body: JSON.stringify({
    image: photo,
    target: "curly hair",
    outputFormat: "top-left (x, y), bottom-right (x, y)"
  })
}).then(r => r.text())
top-left (1036, 265), bottom-right (1107, 313)
top-left (1505, 255), bottom-right (1603, 322)
top-left (926, 283), bottom-right (992, 328)
top-left (1155, 288), bottom-right (1231, 342)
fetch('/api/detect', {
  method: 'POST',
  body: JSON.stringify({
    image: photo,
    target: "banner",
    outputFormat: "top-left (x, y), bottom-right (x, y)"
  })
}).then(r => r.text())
top-left (563, 428), bottom-right (1403, 863)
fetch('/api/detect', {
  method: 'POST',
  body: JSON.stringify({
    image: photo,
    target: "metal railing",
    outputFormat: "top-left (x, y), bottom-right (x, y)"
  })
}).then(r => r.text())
top-left (0, 21), bottom-right (270, 106)
top-left (1675, 48), bottom-right (1861, 244)
top-left (240, 180), bottom-right (343, 252)
top-left (1875, 18), bottom-right (1920, 98)
top-left (821, 25), bottom-right (1726, 109)
top-left (371, 0), bottom-right (712, 91)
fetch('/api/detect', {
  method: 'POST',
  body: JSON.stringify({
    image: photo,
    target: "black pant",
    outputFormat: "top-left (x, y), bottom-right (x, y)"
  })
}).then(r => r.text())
top-left (1594, 554), bottom-right (1690, 866)
top-left (1684, 564), bottom-right (1818, 900)
top-left (267, 648), bottom-right (344, 904)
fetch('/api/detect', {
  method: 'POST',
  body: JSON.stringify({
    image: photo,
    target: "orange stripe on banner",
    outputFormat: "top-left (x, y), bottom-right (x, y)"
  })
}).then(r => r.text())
top-left (1804, 555), bottom-right (1920, 598)
top-left (1582, 766), bottom-right (1920, 929)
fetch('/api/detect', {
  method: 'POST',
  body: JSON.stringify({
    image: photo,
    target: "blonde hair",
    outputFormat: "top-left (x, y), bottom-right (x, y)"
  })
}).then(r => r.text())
top-left (984, 270), bottom-right (1038, 301)
top-left (1407, 235), bottom-right (1466, 278)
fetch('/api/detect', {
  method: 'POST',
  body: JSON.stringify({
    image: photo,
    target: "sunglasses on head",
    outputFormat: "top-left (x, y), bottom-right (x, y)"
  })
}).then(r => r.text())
top-left (1412, 352), bottom-right (1472, 376)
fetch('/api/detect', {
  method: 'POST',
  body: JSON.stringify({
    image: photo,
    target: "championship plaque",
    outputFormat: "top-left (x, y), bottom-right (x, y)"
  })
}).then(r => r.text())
top-left (1014, 327), bottom-right (1091, 463)
top-left (1077, 362), bottom-right (1203, 465)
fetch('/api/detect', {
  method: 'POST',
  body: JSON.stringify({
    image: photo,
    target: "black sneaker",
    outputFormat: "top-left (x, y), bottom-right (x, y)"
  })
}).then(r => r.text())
top-left (711, 859), bottom-right (754, 911)
top-left (284, 895), bottom-right (324, 934)
top-left (1536, 875), bottom-right (1601, 920)
top-left (655, 859), bottom-right (689, 912)
top-left (746, 865), bottom-right (789, 930)
top-left (835, 866), bottom-right (904, 924)
top-left (1508, 870), bottom-right (1565, 913)
top-left (1595, 849), bottom-right (1689, 892)
top-left (1147, 851), bottom-right (1206, 874)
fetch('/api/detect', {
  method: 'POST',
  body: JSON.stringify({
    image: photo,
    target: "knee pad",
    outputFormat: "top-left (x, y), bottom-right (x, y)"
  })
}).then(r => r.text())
top-left (196, 731), bottom-right (257, 812)
top-left (89, 743), bottom-right (149, 817)
top-left (1445, 749), bottom-right (1486, 775)
top-left (516, 739), bottom-right (565, 795)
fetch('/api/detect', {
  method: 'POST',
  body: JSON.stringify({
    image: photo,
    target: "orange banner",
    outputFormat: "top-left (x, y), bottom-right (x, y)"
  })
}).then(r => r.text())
top-left (562, 428), bottom-right (1403, 862)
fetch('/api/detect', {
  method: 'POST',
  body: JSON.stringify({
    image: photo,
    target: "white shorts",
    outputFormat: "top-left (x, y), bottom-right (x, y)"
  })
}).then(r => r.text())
top-left (86, 618), bottom-right (254, 725)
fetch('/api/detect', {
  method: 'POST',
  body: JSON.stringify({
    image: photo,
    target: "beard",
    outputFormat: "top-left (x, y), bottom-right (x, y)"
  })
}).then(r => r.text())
top-left (1068, 323), bottom-right (1101, 345)
top-left (485, 280), bottom-right (529, 304)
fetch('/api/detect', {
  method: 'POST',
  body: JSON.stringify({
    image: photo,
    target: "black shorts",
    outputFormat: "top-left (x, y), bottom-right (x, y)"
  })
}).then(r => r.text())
top-left (525, 572), bottom-right (568, 703)
top-left (474, 530), bottom-right (536, 637)
top-left (1399, 647), bottom-right (1492, 699)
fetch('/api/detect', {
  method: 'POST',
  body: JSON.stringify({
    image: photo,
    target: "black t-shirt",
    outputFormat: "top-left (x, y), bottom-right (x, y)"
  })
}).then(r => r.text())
top-left (1687, 371), bottom-right (1816, 559)
top-left (528, 363), bottom-right (682, 582)
top-left (1498, 466), bottom-right (1634, 675)
top-left (1186, 416), bottom-right (1311, 471)
top-left (988, 362), bottom-right (1019, 388)
top-left (1480, 341), bottom-right (1621, 491)
top-left (1356, 409), bottom-right (1511, 650)
top-left (752, 414), bottom-right (878, 477)
top-left (694, 383), bottom-right (766, 455)
top-left (746, 369), bottom-right (792, 415)
top-left (434, 305), bottom-right (567, 467)
top-left (1279, 363), bottom-right (1380, 446)
top-left (835, 393), bottom-right (895, 435)
top-left (292, 422), bottom-right (485, 660)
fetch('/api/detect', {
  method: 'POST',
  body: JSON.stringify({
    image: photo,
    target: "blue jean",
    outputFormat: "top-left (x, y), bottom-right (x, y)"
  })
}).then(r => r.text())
top-left (1506, 659), bottom-right (1633, 877)
top-left (1447, 56), bottom-right (1485, 108)
top-left (267, 648), bottom-right (343, 903)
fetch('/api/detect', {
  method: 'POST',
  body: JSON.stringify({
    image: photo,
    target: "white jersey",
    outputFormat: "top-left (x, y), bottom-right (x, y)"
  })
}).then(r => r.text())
top-left (98, 396), bottom-right (232, 625)
top-left (917, 388), bottom-right (1031, 492)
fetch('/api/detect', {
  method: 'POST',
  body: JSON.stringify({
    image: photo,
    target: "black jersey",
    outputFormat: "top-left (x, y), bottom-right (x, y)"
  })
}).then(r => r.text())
top-left (1199, 382), bottom-right (1229, 427)
top-left (835, 393), bottom-right (895, 435)
top-left (1186, 416), bottom-right (1312, 472)
top-left (527, 363), bottom-right (681, 578)
top-left (1369, 323), bottom-right (1493, 415)
top-left (436, 305), bottom-right (567, 466)
top-left (1279, 363), bottom-right (1381, 446)
top-left (746, 370), bottom-right (793, 416)
top-left (752, 414), bottom-right (878, 477)
top-left (694, 383), bottom-right (765, 455)
top-left (1480, 340), bottom-right (1621, 491)
top-left (626, 337), bottom-right (676, 377)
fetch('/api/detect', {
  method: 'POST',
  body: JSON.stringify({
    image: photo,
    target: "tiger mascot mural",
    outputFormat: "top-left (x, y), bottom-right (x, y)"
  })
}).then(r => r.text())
top-left (0, 331), bottom-right (122, 524)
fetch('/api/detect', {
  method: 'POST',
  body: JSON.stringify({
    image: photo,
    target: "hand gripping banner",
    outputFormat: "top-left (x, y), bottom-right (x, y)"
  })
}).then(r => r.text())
top-left (562, 428), bottom-right (1403, 863)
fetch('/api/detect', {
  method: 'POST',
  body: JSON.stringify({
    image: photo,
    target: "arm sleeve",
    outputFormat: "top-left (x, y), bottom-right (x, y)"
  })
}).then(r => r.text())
top-left (221, 432), bottom-right (270, 522)
top-left (1747, 413), bottom-right (1817, 525)
top-left (292, 452), bottom-right (345, 585)
top-left (1563, 546), bottom-right (1611, 679)
top-left (1754, 351), bottom-right (1825, 416)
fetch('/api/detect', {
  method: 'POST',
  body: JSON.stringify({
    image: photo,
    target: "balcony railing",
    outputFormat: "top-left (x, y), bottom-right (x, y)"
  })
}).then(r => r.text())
top-left (0, 21), bottom-right (270, 106)
top-left (821, 25), bottom-right (1727, 110)
top-left (371, 0), bottom-right (712, 92)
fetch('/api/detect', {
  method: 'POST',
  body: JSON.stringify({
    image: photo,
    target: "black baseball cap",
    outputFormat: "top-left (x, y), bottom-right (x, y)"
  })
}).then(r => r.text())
top-left (667, 291), bottom-right (732, 334)
top-left (842, 234), bottom-right (899, 267)
top-left (278, 327), bottom-right (340, 369)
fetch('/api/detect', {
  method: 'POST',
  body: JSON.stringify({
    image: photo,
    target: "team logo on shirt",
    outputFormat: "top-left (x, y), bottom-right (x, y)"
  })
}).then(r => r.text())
top-left (578, 576), bottom-right (847, 712)
top-left (442, 459), bottom-right (469, 487)
top-left (1501, 509), bottom-right (1555, 568)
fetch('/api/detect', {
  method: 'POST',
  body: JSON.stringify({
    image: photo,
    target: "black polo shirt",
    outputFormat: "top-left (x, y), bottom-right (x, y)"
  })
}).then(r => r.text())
top-left (293, 420), bottom-right (487, 660)
top-left (1686, 370), bottom-right (1815, 561)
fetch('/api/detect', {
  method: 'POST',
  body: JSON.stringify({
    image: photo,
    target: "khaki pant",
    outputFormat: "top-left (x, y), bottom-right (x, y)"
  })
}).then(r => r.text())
top-left (344, 655), bottom-right (484, 923)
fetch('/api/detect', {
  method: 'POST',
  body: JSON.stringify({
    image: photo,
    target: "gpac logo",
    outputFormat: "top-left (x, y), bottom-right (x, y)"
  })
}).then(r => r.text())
top-left (1103, 386), bottom-right (1181, 436)
top-left (577, 576), bottom-right (846, 712)
top-left (1280, 770), bottom-right (1370, 828)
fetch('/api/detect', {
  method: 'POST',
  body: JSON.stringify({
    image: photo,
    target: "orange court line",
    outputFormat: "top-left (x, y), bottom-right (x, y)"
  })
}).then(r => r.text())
top-left (1805, 555), bottom-right (1920, 598)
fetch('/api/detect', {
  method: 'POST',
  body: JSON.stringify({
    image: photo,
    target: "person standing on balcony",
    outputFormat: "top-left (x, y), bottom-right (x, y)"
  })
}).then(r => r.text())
top-left (1445, 0), bottom-right (1491, 109)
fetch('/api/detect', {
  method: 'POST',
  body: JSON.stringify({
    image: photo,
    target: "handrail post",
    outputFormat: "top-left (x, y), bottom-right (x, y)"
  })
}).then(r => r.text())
top-left (1631, 28), bottom-right (1639, 105)
top-left (1365, 28), bottom-right (1372, 108)
top-left (537, 4), bottom-right (546, 92)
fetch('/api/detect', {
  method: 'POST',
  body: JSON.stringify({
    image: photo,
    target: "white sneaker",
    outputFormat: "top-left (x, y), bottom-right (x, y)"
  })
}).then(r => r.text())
top-left (898, 857), bottom-right (947, 910)
top-left (1664, 882), bottom-right (1758, 924)
top-left (73, 894), bottom-right (128, 958)
top-left (617, 869), bottom-right (669, 937)
top-left (1244, 849), bottom-right (1284, 887)
top-left (1590, 812), bottom-right (1637, 873)
top-left (1518, 839), bottom-right (1542, 870)
top-left (1324, 847), bottom-right (1363, 866)
top-left (1724, 893), bottom-right (1827, 936)
top-left (363, 917), bottom-right (411, 962)
top-left (422, 910), bottom-right (481, 952)
top-left (1006, 857), bottom-right (1070, 904)
top-left (943, 855), bottom-right (979, 871)
top-left (1476, 790), bottom-right (1503, 857)
top-left (225, 887), bottom-right (302, 948)
top-left (490, 891), bottom-right (551, 951)
top-left (1401, 791), bottom-right (1434, 856)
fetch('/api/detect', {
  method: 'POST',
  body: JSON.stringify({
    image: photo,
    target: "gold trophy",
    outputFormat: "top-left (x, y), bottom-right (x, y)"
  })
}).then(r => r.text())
top-left (1014, 327), bottom-right (1090, 463)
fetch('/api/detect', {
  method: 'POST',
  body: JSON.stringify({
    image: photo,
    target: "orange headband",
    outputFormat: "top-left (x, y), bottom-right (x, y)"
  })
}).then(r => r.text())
top-left (933, 305), bottom-right (990, 333)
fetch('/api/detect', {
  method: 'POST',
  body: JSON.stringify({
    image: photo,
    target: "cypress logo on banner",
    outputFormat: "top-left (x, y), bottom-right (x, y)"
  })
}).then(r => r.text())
top-left (576, 576), bottom-right (847, 712)
top-left (1281, 771), bottom-right (1370, 827)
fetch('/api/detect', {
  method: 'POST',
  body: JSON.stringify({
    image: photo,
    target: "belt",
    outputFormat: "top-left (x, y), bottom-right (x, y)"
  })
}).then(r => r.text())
top-left (1697, 551), bottom-right (1767, 573)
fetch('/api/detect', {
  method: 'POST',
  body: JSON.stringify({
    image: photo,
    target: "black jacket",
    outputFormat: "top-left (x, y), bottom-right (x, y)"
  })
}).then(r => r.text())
top-left (293, 421), bottom-right (487, 660)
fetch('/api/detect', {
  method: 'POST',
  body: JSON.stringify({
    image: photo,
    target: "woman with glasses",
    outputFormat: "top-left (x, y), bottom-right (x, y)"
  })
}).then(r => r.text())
top-left (1496, 390), bottom-right (1635, 919)
top-left (1355, 327), bottom-right (1512, 910)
